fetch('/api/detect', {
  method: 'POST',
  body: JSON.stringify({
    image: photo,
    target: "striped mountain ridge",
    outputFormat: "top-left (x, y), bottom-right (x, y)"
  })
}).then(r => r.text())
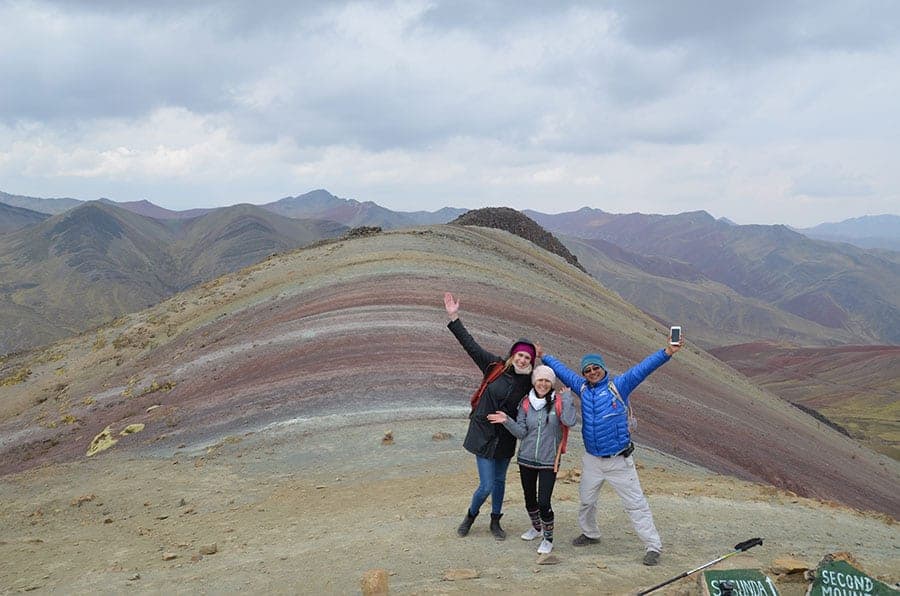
top-left (1, 224), bottom-right (896, 517)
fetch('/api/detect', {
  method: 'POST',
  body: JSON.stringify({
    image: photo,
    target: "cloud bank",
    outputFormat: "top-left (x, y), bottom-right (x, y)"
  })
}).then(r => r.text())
top-left (1, 0), bottom-right (898, 226)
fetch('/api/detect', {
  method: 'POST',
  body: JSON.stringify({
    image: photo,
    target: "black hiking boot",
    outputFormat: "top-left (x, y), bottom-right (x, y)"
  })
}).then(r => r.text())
top-left (572, 533), bottom-right (600, 547)
top-left (457, 511), bottom-right (477, 537)
top-left (489, 513), bottom-right (506, 541)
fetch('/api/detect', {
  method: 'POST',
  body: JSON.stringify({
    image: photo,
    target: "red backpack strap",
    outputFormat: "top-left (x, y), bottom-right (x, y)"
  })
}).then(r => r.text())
top-left (553, 393), bottom-right (570, 472)
top-left (555, 396), bottom-right (569, 455)
top-left (470, 361), bottom-right (506, 414)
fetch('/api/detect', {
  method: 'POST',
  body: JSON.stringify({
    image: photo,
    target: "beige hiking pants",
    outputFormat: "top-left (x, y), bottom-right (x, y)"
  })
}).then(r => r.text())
top-left (578, 451), bottom-right (662, 552)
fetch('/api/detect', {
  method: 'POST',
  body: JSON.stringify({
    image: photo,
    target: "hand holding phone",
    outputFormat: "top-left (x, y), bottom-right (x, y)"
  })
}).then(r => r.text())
top-left (669, 326), bottom-right (682, 346)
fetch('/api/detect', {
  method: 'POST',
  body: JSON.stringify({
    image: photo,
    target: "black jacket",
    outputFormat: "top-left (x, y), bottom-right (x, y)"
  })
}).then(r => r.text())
top-left (448, 318), bottom-right (533, 459)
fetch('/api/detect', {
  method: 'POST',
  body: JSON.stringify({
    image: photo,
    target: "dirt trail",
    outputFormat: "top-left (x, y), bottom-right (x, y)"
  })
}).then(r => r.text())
top-left (2, 418), bottom-right (897, 595)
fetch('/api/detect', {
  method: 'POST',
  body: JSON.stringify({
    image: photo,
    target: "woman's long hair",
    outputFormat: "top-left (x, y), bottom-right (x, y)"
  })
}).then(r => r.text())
top-left (504, 355), bottom-right (533, 375)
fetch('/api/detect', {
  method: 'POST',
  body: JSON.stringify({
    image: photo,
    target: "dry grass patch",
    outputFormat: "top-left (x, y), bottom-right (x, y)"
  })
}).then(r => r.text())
top-left (0, 367), bottom-right (31, 387)
top-left (140, 380), bottom-right (177, 396)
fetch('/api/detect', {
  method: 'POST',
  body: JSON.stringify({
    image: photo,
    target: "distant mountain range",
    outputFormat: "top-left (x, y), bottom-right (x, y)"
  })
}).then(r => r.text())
top-left (97, 198), bottom-right (214, 220)
top-left (0, 190), bottom-right (81, 214)
top-left (799, 214), bottom-right (900, 251)
top-left (2, 188), bottom-right (898, 350)
top-left (261, 189), bottom-right (467, 227)
top-left (0, 201), bottom-right (50, 232)
top-left (517, 206), bottom-right (900, 252)
top-left (0, 189), bottom-right (464, 232)
top-left (526, 209), bottom-right (900, 346)
top-left (4, 187), bottom-right (897, 250)
top-left (0, 201), bottom-right (345, 354)
top-left (563, 235), bottom-right (861, 348)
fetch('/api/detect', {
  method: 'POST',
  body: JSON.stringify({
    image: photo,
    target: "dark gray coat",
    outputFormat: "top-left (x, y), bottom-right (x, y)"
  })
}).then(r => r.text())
top-left (448, 318), bottom-right (533, 459)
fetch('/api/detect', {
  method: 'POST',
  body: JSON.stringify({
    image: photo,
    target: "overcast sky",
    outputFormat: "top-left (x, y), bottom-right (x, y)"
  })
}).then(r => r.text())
top-left (2, 1), bottom-right (899, 226)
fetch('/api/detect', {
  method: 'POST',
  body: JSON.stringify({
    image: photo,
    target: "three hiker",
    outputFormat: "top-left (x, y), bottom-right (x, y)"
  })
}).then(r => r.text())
top-left (487, 364), bottom-right (576, 554)
top-left (538, 338), bottom-right (682, 566)
top-left (445, 291), bottom-right (683, 566)
top-left (444, 292), bottom-right (535, 540)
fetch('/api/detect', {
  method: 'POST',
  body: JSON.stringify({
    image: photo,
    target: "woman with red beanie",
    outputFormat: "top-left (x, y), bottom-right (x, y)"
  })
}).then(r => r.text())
top-left (444, 292), bottom-right (535, 540)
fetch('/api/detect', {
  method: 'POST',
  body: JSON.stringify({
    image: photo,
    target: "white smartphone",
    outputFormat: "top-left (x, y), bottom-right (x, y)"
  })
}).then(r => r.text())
top-left (669, 326), bottom-right (682, 345)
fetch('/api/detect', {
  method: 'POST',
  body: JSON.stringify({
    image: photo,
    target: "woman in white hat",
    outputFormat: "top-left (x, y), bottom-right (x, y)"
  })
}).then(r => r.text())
top-left (488, 364), bottom-right (576, 554)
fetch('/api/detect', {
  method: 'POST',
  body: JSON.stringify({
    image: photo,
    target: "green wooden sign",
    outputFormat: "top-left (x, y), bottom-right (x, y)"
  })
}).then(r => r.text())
top-left (703, 569), bottom-right (779, 596)
top-left (808, 559), bottom-right (898, 596)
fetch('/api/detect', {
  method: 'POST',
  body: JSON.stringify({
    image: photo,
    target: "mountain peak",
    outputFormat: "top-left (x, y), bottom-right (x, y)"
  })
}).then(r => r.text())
top-left (451, 206), bottom-right (585, 271)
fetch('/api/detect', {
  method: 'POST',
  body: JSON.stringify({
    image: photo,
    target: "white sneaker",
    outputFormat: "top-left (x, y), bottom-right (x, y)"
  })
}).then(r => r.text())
top-left (521, 527), bottom-right (541, 541)
top-left (537, 539), bottom-right (553, 554)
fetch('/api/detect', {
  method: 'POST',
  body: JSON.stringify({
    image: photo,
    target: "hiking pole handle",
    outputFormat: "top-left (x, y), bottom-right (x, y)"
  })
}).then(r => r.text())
top-left (689, 538), bottom-right (762, 574)
top-left (735, 538), bottom-right (763, 552)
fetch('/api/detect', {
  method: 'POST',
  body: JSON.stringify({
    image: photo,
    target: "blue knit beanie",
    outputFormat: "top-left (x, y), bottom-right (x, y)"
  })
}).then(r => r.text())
top-left (580, 353), bottom-right (607, 373)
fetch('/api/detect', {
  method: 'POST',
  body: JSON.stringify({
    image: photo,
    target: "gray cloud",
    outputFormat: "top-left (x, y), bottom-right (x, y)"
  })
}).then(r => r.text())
top-left (612, 0), bottom-right (900, 57)
top-left (792, 167), bottom-right (874, 198)
top-left (0, 0), bottom-right (897, 226)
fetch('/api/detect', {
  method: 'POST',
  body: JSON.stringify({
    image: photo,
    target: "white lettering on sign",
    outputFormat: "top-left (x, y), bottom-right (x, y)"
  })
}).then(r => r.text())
top-left (822, 588), bottom-right (874, 596)
top-left (710, 578), bottom-right (776, 596)
top-left (821, 568), bottom-right (875, 594)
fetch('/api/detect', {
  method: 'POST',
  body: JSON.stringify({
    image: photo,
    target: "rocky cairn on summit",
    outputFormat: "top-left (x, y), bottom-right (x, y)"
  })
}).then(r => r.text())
top-left (451, 207), bottom-right (585, 272)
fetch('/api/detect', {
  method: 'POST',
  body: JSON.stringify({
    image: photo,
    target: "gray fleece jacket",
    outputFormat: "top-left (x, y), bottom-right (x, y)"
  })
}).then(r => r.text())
top-left (502, 390), bottom-right (578, 470)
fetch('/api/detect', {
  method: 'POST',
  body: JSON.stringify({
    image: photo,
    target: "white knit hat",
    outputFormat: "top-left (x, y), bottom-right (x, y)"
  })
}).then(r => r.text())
top-left (531, 365), bottom-right (556, 384)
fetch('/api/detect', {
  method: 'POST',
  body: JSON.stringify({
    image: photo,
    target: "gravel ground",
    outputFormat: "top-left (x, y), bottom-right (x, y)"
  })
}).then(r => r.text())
top-left (2, 417), bottom-right (897, 595)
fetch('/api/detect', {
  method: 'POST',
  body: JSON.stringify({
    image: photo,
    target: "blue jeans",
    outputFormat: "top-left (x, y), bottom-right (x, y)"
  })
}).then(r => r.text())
top-left (468, 455), bottom-right (511, 516)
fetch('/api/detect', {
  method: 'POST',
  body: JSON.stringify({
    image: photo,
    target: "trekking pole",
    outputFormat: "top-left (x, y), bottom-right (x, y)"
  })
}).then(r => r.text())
top-left (636, 538), bottom-right (763, 596)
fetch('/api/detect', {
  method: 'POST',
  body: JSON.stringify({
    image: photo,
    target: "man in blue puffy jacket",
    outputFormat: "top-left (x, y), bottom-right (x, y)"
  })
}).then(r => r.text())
top-left (538, 333), bottom-right (682, 566)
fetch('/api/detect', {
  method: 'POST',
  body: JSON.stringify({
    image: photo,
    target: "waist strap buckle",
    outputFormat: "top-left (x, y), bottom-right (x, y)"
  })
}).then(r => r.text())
top-left (600, 442), bottom-right (634, 458)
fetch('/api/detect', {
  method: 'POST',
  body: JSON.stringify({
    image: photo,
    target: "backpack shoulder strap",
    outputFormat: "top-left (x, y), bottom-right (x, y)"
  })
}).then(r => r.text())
top-left (553, 392), bottom-right (570, 456)
top-left (607, 380), bottom-right (622, 403)
top-left (608, 380), bottom-right (636, 431)
top-left (470, 361), bottom-right (506, 413)
top-left (553, 391), bottom-right (571, 469)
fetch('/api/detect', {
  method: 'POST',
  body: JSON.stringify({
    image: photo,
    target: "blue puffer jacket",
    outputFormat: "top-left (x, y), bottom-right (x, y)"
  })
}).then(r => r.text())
top-left (541, 350), bottom-right (670, 457)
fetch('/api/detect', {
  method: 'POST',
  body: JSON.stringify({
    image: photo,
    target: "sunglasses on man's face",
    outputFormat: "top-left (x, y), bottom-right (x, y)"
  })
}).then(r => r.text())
top-left (582, 365), bottom-right (603, 374)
